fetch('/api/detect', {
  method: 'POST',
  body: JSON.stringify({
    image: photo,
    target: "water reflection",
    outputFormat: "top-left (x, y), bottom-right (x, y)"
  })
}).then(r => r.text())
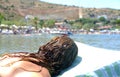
top-left (0, 34), bottom-right (55, 54)
top-left (70, 34), bottom-right (120, 51)
top-left (0, 34), bottom-right (120, 55)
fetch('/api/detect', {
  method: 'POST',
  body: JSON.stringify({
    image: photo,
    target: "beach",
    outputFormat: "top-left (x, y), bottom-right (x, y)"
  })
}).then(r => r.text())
top-left (59, 41), bottom-right (120, 77)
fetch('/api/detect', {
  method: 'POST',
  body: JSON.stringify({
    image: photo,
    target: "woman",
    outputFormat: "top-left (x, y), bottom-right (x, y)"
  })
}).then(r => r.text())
top-left (0, 35), bottom-right (78, 77)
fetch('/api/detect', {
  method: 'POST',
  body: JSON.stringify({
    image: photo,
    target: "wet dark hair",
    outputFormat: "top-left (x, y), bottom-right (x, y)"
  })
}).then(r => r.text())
top-left (0, 52), bottom-right (49, 68)
top-left (38, 35), bottom-right (78, 76)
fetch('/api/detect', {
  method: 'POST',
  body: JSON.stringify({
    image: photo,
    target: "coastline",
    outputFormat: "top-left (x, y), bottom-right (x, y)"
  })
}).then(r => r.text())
top-left (59, 41), bottom-right (120, 77)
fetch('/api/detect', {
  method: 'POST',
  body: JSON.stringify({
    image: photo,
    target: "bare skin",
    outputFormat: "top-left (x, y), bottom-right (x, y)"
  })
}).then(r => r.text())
top-left (0, 57), bottom-right (51, 77)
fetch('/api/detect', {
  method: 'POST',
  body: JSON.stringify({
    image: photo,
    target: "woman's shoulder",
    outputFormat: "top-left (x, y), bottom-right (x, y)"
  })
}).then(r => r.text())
top-left (11, 61), bottom-right (51, 77)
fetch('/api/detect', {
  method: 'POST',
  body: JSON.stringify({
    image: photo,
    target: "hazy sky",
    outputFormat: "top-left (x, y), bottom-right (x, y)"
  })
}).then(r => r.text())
top-left (41, 0), bottom-right (120, 9)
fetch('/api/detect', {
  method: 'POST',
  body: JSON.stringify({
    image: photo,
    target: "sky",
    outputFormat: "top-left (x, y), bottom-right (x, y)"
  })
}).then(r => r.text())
top-left (40, 0), bottom-right (120, 9)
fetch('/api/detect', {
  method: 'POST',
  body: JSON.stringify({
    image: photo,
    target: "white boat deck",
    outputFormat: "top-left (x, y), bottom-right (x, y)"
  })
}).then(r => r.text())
top-left (59, 41), bottom-right (120, 77)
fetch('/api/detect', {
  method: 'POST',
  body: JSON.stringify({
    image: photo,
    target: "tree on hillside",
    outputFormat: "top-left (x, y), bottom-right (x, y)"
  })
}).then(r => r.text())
top-left (72, 22), bottom-right (82, 29)
top-left (0, 13), bottom-right (4, 24)
top-left (44, 19), bottom-right (55, 28)
top-left (33, 17), bottom-right (39, 31)
top-left (39, 20), bottom-right (44, 28)
top-left (116, 19), bottom-right (120, 26)
top-left (75, 18), bottom-right (98, 25)
top-left (99, 17), bottom-right (106, 22)
top-left (82, 23), bottom-right (96, 34)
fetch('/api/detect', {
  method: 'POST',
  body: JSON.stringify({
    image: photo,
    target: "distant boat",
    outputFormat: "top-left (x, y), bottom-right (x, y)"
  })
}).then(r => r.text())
top-left (50, 30), bottom-right (72, 36)
top-left (1, 29), bottom-right (13, 34)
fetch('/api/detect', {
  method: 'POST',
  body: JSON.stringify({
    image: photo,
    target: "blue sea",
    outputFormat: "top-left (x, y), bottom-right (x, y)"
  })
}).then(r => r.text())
top-left (0, 34), bottom-right (120, 54)
top-left (70, 34), bottom-right (120, 51)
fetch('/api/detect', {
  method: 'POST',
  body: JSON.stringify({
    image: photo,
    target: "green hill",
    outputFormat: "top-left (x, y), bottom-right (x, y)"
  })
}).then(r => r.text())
top-left (0, 0), bottom-right (120, 21)
top-left (0, 0), bottom-right (79, 21)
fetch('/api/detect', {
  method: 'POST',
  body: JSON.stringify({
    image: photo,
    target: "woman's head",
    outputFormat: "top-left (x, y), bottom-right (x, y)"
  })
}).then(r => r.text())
top-left (38, 35), bottom-right (78, 76)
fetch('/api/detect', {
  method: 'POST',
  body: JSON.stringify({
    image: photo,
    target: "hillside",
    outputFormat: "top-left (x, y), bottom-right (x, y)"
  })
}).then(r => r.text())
top-left (0, 0), bottom-right (79, 20)
top-left (0, 0), bottom-right (120, 21)
top-left (82, 8), bottom-right (120, 19)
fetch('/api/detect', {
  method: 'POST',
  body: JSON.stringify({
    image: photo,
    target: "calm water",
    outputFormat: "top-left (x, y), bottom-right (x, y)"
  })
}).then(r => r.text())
top-left (0, 34), bottom-right (120, 54)
top-left (70, 34), bottom-right (120, 51)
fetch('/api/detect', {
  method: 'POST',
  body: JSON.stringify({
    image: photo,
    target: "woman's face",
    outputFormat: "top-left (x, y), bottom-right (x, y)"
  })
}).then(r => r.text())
top-left (0, 56), bottom-right (51, 77)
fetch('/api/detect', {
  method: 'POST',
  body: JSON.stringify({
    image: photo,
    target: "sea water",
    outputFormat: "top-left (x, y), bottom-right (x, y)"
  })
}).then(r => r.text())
top-left (0, 34), bottom-right (120, 54)
top-left (70, 34), bottom-right (120, 51)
